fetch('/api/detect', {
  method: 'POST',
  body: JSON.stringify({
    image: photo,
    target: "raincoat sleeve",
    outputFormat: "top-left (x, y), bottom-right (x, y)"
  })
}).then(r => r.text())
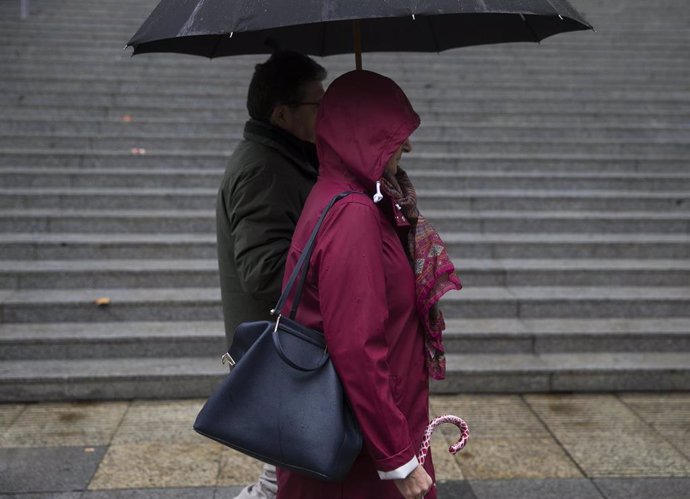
top-left (225, 163), bottom-right (300, 297)
top-left (314, 200), bottom-right (417, 477)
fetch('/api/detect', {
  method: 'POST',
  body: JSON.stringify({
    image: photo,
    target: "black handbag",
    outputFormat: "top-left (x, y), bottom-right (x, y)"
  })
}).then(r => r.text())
top-left (194, 192), bottom-right (363, 482)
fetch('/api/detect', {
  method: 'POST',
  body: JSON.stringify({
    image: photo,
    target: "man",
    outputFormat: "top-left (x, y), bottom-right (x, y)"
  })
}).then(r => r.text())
top-left (216, 50), bottom-right (327, 499)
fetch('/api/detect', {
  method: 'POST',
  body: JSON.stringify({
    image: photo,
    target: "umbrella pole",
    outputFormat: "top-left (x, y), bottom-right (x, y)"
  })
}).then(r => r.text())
top-left (353, 20), bottom-right (362, 70)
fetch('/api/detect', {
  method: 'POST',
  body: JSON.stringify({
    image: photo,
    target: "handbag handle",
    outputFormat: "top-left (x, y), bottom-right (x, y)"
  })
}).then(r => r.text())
top-left (272, 191), bottom-right (358, 318)
top-left (271, 316), bottom-right (330, 372)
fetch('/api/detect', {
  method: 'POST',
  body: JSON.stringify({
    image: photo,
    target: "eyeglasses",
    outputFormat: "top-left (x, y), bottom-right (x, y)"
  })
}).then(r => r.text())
top-left (290, 101), bottom-right (321, 108)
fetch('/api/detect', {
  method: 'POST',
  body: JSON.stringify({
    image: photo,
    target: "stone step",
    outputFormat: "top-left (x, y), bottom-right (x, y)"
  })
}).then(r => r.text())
top-left (2, 318), bottom-right (688, 361)
top-left (1, 258), bottom-right (687, 289)
top-left (2, 77), bottom-right (688, 97)
top-left (0, 287), bottom-right (221, 324)
top-left (441, 233), bottom-right (690, 259)
top-left (3, 167), bottom-right (689, 191)
top-left (0, 233), bottom-right (221, 260)
top-left (5, 60), bottom-right (688, 82)
top-left (1, 286), bottom-right (688, 324)
top-left (3, 187), bottom-right (687, 212)
top-left (1, 351), bottom-right (688, 401)
top-left (0, 321), bottom-right (226, 360)
top-left (427, 210), bottom-right (690, 234)
top-left (437, 352), bottom-right (690, 393)
top-left (2, 90), bottom-right (688, 115)
top-left (418, 190), bottom-right (690, 212)
top-left (3, 83), bottom-right (689, 102)
top-left (2, 118), bottom-right (688, 142)
top-left (2, 232), bottom-right (688, 260)
top-left (3, 108), bottom-right (688, 127)
top-left (1, 0), bottom-right (687, 401)
top-left (3, 105), bottom-right (686, 126)
top-left (3, 208), bottom-right (688, 234)
top-left (4, 153), bottom-right (689, 175)
top-left (440, 287), bottom-right (690, 319)
top-left (0, 357), bottom-right (224, 401)
top-left (5, 79), bottom-right (685, 104)
top-left (4, 65), bottom-right (687, 89)
top-left (1, 134), bottom-right (687, 156)
top-left (442, 318), bottom-right (690, 354)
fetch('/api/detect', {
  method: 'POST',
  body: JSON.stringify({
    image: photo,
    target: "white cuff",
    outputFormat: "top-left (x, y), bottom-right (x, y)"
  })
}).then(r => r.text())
top-left (377, 456), bottom-right (419, 480)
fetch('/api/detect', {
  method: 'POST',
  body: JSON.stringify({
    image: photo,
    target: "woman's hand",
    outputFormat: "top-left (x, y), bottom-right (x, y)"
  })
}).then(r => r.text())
top-left (393, 464), bottom-right (433, 499)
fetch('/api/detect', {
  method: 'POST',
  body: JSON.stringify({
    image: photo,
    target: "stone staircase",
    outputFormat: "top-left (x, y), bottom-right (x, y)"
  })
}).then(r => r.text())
top-left (0, 0), bottom-right (688, 400)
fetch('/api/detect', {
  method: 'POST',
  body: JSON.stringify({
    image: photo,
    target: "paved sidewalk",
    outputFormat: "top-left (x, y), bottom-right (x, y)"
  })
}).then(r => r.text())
top-left (1, 394), bottom-right (689, 498)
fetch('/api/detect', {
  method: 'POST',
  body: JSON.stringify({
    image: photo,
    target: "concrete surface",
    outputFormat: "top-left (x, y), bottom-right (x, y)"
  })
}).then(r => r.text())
top-left (1, 394), bottom-right (689, 498)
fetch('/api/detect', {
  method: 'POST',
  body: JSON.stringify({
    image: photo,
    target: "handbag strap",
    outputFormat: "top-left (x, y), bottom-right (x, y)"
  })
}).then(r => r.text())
top-left (273, 191), bottom-right (358, 318)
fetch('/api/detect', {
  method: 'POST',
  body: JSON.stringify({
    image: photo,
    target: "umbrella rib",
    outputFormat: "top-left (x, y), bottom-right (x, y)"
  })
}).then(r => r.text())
top-left (320, 19), bottom-right (327, 57)
top-left (520, 14), bottom-right (542, 43)
top-left (426, 15), bottom-right (440, 53)
top-left (209, 33), bottom-right (225, 58)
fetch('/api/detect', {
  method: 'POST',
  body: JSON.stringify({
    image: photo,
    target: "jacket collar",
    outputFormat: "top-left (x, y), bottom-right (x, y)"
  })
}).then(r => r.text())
top-left (243, 119), bottom-right (319, 179)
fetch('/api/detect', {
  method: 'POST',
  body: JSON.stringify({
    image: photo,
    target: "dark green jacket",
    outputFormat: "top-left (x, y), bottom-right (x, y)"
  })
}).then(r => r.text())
top-left (216, 119), bottom-right (319, 344)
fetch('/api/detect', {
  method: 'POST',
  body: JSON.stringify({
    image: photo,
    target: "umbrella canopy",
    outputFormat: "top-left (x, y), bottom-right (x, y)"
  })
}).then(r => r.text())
top-left (127, 0), bottom-right (592, 63)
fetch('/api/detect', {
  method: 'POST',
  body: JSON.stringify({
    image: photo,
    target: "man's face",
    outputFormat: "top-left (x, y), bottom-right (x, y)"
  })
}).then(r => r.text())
top-left (271, 80), bottom-right (325, 143)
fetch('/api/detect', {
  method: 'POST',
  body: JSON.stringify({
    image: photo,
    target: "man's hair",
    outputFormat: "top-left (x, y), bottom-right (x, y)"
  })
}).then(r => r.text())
top-left (247, 51), bottom-right (327, 122)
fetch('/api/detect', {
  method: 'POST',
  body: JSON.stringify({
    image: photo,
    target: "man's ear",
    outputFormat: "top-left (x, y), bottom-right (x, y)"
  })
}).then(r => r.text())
top-left (270, 104), bottom-right (288, 128)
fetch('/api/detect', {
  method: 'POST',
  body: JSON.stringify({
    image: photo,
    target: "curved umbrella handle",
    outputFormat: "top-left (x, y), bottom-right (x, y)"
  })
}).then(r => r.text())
top-left (417, 415), bottom-right (470, 465)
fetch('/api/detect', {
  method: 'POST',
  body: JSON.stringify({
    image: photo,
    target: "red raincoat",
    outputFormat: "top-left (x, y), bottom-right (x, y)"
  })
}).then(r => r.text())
top-left (277, 70), bottom-right (437, 499)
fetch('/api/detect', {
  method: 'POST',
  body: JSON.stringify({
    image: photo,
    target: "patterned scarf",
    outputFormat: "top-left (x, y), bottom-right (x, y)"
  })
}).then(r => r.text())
top-left (381, 168), bottom-right (462, 380)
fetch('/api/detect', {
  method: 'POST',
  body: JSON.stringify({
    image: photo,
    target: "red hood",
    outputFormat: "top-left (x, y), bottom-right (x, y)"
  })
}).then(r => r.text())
top-left (315, 70), bottom-right (420, 191)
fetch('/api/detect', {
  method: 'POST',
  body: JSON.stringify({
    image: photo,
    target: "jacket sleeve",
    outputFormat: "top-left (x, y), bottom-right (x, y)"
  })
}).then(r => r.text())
top-left (224, 163), bottom-right (301, 298)
top-left (314, 200), bottom-right (417, 476)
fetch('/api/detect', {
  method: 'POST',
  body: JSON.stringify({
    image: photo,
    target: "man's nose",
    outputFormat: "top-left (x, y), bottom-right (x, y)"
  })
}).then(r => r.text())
top-left (402, 139), bottom-right (412, 153)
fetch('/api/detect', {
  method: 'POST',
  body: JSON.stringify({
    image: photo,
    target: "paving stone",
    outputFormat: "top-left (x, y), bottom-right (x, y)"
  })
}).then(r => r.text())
top-left (216, 448), bottom-right (267, 487)
top-left (455, 437), bottom-right (583, 480)
top-left (593, 478), bottom-right (690, 499)
top-left (430, 431), bottom-right (466, 482)
top-left (0, 402), bottom-right (128, 447)
top-left (213, 487), bottom-right (255, 499)
top-left (429, 395), bottom-right (550, 439)
top-left (435, 480), bottom-right (477, 499)
top-left (469, 478), bottom-right (604, 499)
top-left (429, 399), bottom-right (582, 480)
top-left (0, 446), bottom-right (106, 493)
top-left (618, 393), bottom-right (690, 459)
top-left (83, 488), bottom-right (219, 499)
top-left (110, 400), bottom-right (206, 445)
top-left (524, 394), bottom-right (690, 477)
top-left (88, 442), bottom-right (223, 490)
top-left (0, 404), bottom-right (24, 432)
top-left (0, 493), bottom-right (82, 499)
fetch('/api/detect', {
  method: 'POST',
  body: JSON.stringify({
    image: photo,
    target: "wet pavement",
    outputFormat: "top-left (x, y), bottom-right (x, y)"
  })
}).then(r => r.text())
top-left (1, 393), bottom-right (689, 498)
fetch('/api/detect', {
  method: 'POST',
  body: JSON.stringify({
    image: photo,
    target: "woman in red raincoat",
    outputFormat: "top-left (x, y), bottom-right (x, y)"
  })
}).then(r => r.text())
top-left (278, 70), bottom-right (461, 499)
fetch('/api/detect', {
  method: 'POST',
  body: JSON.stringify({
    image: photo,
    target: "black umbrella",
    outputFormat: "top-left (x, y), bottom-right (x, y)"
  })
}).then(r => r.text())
top-left (127, 0), bottom-right (592, 69)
